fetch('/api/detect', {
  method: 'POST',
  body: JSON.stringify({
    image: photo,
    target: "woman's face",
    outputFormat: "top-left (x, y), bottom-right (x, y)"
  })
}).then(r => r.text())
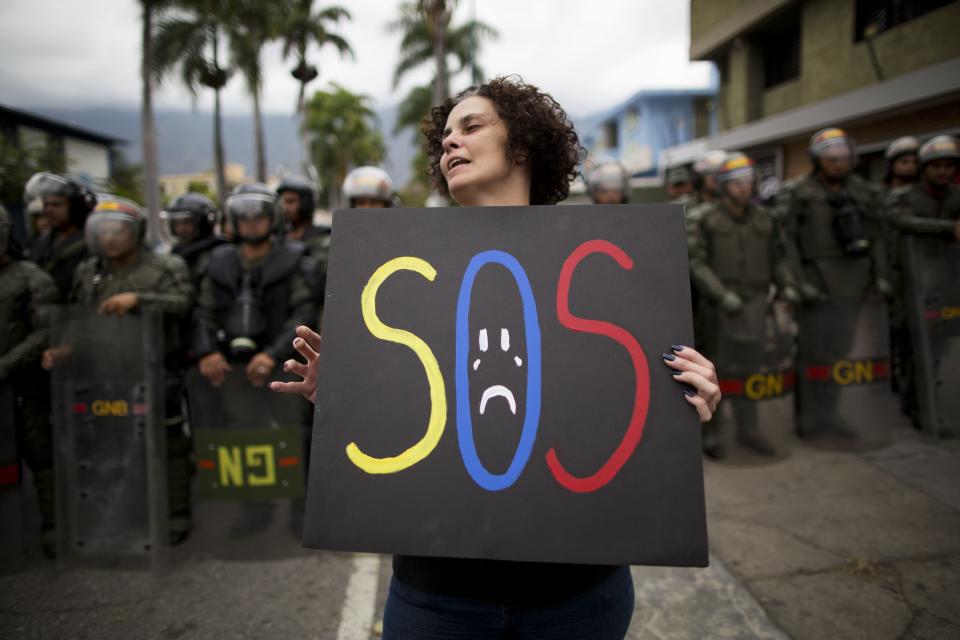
top-left (440, 96), bottom-right (527, 206)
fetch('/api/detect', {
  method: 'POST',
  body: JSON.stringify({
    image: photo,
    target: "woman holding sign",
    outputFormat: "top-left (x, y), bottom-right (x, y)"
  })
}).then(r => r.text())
top-left (272, 76), bottom-right (721, 639)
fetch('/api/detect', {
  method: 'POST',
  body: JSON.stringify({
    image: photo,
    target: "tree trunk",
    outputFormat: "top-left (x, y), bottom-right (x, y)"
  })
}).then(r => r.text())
top-left (253, 81), bottom-right (267, 182)
top-left (430, 1), bottom-right (449, 107)
top-left (141, 0), bottom-right (162, 245)
top-left (212, 30), bottom-right (227, 204)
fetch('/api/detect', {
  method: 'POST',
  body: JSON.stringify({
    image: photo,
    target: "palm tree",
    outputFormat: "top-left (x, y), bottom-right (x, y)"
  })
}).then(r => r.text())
top-left (388, 0), bottom-right (497, 109)
top-left (229, 0), bottom-right (286, 182)
top-left (302, 83), bottom-right (385, 209)
top-left (153, 0), bottom-right (234, 205)
top-left (139, 0), bottom-right (174, 243)
top-left (281, 0), bottom-right (353, 117)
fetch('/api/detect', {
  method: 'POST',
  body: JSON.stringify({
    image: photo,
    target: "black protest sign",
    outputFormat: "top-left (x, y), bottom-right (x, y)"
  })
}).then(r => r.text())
top-left (304, 204), bottom-right (707, 566)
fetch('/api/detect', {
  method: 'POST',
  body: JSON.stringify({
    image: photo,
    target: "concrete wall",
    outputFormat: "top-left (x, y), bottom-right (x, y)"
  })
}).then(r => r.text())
top-left (64, 138), bottom-right (111, 185)
top-left (698, 0), bottom-right (960, 132)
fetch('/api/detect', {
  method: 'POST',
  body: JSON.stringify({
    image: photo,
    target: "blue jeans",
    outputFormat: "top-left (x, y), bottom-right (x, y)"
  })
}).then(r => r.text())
top-left (382, 565), bottom-right (635, 639)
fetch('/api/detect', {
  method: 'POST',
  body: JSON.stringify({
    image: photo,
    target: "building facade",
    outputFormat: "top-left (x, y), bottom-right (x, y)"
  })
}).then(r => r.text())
top-left (667, 0), bottom-right (960, 182)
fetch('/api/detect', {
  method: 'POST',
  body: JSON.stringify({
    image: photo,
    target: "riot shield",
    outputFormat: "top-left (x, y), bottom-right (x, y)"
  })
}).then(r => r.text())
top-left (712, 296), bottom-right (796, 463)
top-left (50, 306), bottom-right (168, 571)
top-left (185, 366), bottom-right (307, 559)
top-left (796, 296), bottom-right (897, 450)
top-left (0, 382), bottom-right (23, 573)
top-left (902, 236), bottom-right (960, 437)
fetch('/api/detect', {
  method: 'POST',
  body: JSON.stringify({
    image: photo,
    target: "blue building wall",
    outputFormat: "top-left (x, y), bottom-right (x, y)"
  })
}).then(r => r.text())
top-left (580, 88), bottom-right (718, 179)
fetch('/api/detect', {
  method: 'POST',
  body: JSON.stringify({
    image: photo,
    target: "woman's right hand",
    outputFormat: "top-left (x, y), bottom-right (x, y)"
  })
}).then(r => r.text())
top-left (269, 325), bottom-right (321, 404)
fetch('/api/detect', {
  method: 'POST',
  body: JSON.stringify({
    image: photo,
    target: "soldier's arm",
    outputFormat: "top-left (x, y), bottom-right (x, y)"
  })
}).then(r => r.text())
top-left (192, 274), bottom-right (220, 358)
top-left (0, 264), bottom-right (58, 379)
top-left (138, 255), bottom-right (193, 318)
top-left (890, 211), bottom-right (957, 238)
top-left (687, 215), bottom-right (729, 303)
top-left (264, 268), bottom-right (317, 362)
top-left (770, 217), bottom-right (798, 291)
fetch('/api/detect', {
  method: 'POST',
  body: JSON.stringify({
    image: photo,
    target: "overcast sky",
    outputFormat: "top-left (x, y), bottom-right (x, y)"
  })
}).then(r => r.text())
top-left (0, 0), bottom-right (714, 118)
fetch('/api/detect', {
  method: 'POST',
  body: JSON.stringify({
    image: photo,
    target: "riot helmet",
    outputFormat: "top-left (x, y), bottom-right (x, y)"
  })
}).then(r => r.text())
top-left (885, 136), bottom-right (920, 162)
top-left (808, 128), bottom-right (856, 179)
top-left (224, 188), bottom-right (282, 244)
top-left (586, 161), bottom-right (630, 204)
top-left (25, 171), bottom-right (97, 229)
top-left (918, 135), bottom-right (960, 187)
top-left (231, 182), bottom-right (276, 197)
top-left (918, 135), bottom-right (960, 166)
top-left (884, 136), bottom-right (920, 186)
top-left (343, 167), bottom-right (394, 208)
top-left (160, 192), bottom-right (218, 244)
top-left (692, 150), bottom-right (727, 197)
top-left (716, 153), bottom-right (756, 206)
top-left (85, 195), bottom-right (147, 260)
top-left (276, 175), bottom-right (316, 223)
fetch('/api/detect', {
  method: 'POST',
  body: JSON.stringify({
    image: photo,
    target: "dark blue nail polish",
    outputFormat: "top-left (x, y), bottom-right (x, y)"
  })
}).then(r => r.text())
top-left (671, 344), bottom-right (685, 352)
top-left (684, 389), bottom-right (696, 397)
top-left (662, 353), bottom-right (676, 361)
top-left (671, 369), bottom-right (682, 376)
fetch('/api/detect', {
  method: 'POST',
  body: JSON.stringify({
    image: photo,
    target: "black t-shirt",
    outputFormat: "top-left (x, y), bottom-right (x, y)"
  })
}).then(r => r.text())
top-left (393, 555), bottom-right (620, 607)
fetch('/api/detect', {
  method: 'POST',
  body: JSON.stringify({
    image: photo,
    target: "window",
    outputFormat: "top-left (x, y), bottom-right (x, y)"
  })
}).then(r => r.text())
top-left (693, 98), bottom-right (713, 138)
top-left (603, 120), bottom-right (620, 150)
top-left (759, 18), bottom-right (801, 89)
top-left (855, 0), bottom-right (956, 41)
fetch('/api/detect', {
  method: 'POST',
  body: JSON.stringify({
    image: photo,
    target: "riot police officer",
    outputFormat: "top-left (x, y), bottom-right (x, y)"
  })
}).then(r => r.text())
top-left (665, 166), bottom-right (694, 201)
top-left (778, 128), bottom-right (893, 440)
top-left (884, 136), bottom-right (920, 191)
top-left (161, 192), bottom-right (227, 286)
top-left (688, 155), bottom-right (798, 458)
top-left (26, 172), bottom-right (96, 301)
top-left (885, 135), bottom-right (960, 426)
top-left (195, 187), bottom-right (316, 385)
top-left (675, 150), bottom-right (727, 209)
top-left (193, 187), bottom-right (316, 536)
top-left (277, 175), bottom-right (326, 243)
top-left (586, 160), bottom-right (630, 205)
top-left (887, 136), bottom-right (960, 239)
top-left (343, 166), bottom-right (395, 208)
top-left (56, 195), bottom-right (195, 544)
top-left (0, 205), bottom-right (58, 557)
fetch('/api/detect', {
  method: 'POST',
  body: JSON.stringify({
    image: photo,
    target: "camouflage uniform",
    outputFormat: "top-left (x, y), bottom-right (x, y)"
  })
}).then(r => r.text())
top-left (688, 199), bottom-right (795, 454)
top-left (884, 179), bottom-right (960, 417)
top-left (1, 248), bottom-right (58, 549)
top-left (71, 248), bottom-right (194, 537)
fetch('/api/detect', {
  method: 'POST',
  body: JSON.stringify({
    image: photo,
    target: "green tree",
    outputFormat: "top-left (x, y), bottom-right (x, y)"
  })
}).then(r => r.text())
top-left (388, 1), bottom-right (497, 109)
top-left (0, 137), bottom-right (66, 207)
top-left (153, 0), bottom-right (235, 205)
top-left (281, 0), bottom-right (353, 117)
top-left (302, 83), bottom-right (385, 209)
top-left (107, 151), bottom-right (146, 205)
top-left (388, 1), bottom-right (497, 193)
top-left (229, 0), bottom-right (287, 182)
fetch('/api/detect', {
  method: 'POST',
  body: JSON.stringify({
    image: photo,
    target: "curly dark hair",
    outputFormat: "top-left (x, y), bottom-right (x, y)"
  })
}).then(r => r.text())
top-left (421, 75), bottom-right (584, 206)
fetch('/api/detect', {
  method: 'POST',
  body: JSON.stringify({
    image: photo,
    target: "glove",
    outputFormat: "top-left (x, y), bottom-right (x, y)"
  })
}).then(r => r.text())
top-left (719, 290), bottom-right (744, 315)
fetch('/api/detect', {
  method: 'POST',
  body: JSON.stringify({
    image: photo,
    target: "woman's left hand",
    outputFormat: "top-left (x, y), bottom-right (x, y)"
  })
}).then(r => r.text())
top-left (662, 345), bottom-right (720, 423)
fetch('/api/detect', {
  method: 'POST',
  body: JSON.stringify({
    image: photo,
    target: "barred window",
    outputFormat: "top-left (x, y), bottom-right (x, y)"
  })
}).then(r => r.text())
top-left (855, 0), bottom-right (956, 41)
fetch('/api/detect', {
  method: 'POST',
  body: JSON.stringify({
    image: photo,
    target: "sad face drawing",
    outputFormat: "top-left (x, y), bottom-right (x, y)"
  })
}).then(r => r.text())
top-left (474, 327), bottom-right (524, 416)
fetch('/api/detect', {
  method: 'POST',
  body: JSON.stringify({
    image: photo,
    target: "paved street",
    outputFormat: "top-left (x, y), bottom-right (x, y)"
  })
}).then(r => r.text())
top-left (2, 426), bottom-right (959, 639)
